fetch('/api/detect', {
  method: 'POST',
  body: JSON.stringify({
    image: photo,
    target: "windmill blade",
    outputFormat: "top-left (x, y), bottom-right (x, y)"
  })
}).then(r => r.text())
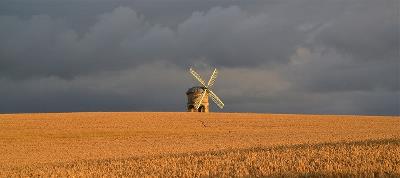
top-left (195, 89), bottom-right (208, 109)
top-left (208, 89), bottom-right (224, 109)
top-left (190, 68), bottom-right (206, 87)
top-left (207, 68), bottom-right (218, 88)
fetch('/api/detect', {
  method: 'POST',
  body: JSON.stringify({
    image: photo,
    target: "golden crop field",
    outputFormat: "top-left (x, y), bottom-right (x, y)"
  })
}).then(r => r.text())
top-left (0, 112), bottom-right (399, 177)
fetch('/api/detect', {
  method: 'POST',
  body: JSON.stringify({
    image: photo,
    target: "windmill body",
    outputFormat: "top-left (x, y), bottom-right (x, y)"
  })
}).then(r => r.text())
top-left (186, 86), bottom-right (209, 112)
top-left (186, 68), bottom-right (224, 112)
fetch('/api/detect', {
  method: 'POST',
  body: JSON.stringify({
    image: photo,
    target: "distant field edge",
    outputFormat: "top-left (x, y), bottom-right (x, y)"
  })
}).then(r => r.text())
top-left (0, 111), bottom-right (399, 117)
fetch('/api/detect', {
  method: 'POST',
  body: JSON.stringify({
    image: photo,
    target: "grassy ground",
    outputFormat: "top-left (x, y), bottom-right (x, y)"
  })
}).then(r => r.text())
top-left (0, 112), bottom-right (399, 177)
top-left (2, 139), bottom-right (399, 177)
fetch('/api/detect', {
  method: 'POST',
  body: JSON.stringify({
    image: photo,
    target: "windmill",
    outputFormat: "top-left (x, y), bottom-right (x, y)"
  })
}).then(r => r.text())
top-left (186, 67), bottom-right (224, 112)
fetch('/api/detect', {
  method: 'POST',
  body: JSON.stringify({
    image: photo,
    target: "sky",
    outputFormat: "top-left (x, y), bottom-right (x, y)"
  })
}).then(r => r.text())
top-left (0, 0), bottom-right (398, 115)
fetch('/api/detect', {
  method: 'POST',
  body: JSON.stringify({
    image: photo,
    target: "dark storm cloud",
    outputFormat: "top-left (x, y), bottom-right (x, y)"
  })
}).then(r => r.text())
top-left (0, 5), bottom-right (301, 79)
top-left (0, 0), bottom-right (398, 115)
top-left (0, 62), bottom-right (190, 112)
top-left (285, 48), bottom-right (399, 92)
top-left (316, 1), bottom-right (398, 61)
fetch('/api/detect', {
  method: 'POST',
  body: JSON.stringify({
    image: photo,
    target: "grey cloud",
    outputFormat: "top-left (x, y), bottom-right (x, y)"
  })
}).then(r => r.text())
top-left (315, 1), bottom-right (398, 61)
top-left (0, 62), bottom-right (190, 113)
top-left (0, 5), bottom-right (305, 79)
top-left (0, 0), bottom-right (398, 115)
top-left (284, 47), bottom-right (399, 92)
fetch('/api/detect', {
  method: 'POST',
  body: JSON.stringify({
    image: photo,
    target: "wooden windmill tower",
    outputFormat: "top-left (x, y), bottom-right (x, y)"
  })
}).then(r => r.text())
top-left (186, 67), bottom-right (224, 112)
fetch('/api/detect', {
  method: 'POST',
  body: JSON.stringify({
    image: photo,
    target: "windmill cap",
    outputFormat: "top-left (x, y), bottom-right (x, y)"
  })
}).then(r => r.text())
top-left (186, 86), bottom-right (206, 94)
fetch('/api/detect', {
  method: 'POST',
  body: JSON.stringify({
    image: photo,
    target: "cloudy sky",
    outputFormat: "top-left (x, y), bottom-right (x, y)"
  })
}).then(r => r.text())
top-left (0, 0), bottom-right (398, 115)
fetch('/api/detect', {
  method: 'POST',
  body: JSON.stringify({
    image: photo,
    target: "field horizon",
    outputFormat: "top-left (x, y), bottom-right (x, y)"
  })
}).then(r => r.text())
top-left (2, 111), bottom-right (398, 117)
top-left (1, 112), bottom-right (399, 177)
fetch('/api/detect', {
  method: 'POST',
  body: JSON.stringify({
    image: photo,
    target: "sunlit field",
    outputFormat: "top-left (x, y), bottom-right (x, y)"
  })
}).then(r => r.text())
top-left (0, 112), bottom-right (399, 177)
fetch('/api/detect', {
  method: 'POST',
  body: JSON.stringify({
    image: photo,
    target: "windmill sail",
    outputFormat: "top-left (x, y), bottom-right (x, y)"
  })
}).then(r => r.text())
top-left (208, 89), bottom-right (224, 109)
top-left (190, 68), bottom-right (206, 87)
top-left (189, 67), bottom-right (225, 110)
top-left (207, 69), bottom-right (218, 87)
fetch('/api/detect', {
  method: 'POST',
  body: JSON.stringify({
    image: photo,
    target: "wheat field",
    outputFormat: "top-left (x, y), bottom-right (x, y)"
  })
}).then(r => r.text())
top-left (0, 112), bottom-right (399, 177)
